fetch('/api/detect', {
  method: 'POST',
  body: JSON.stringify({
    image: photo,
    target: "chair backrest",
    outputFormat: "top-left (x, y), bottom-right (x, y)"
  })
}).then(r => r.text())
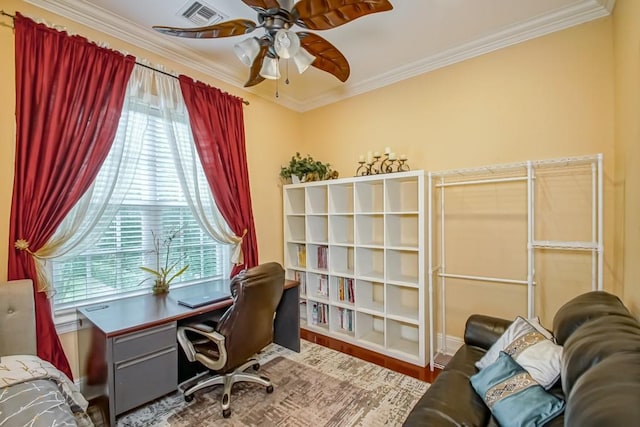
top-left (0, 279), bottom-right (37, 356)
top-left (216, 262), bottom-right (285, 372)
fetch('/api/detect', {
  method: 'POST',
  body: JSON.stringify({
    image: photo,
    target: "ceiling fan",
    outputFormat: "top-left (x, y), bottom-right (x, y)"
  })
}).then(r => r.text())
top-left (153, 0), bottom-right (393, 88)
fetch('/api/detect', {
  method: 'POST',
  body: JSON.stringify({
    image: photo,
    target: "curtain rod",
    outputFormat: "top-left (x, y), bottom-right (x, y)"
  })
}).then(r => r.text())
top-left (0, 10), bottom-right (249, 106)
top-left (1, 10), bottom-right (14, 28)
top-left (134, 62), bottom-right (250, 106)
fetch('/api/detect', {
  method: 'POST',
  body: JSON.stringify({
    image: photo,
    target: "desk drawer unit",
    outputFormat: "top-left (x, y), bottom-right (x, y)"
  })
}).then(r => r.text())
top-left (112, 322), bottom-right (178, 415)
top-left (113, 322), bottom-right (176, 362)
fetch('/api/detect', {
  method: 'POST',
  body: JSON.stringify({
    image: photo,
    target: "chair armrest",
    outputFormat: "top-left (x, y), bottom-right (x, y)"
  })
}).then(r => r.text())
top-left (189, 323), bottom-right (215, 333)
top-left (464, 314), bottom-right (512, 350)
top-left (177, 324), bottom-right (227, 370)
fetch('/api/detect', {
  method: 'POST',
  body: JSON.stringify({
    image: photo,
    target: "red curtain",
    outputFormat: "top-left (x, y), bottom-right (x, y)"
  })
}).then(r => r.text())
top-left (9, 14), bottom-right (135, 379)
top-left (178, 76), bottom-right (258, 276)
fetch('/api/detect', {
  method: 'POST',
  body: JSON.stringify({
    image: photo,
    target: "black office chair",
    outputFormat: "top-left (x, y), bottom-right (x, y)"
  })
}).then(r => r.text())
top-left (176, 262), bottom-right (285, 418)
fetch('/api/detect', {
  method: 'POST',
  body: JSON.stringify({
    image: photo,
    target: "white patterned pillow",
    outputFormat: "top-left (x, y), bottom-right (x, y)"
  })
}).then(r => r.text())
top-left (475, 317), bottom-right (562, 389)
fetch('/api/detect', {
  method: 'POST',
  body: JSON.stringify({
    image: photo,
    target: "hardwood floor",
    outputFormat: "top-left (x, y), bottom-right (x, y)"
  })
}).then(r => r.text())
top-left (300, 329), bottom-right (440, 383)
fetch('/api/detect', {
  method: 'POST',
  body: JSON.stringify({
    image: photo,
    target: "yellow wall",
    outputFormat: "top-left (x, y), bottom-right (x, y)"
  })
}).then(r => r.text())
top-left (300, 17), bottom-right (617, 334)
top-left (300, 18), bottom-right (614, 174)
top-left (0, 12), bottom-right (15, 283)
top-left (613, 0), bottom-right (640, 314)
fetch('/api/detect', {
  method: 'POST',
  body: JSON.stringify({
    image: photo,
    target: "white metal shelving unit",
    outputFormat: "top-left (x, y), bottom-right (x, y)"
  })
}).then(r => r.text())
top-left (283, 170), bottom-right (427, 366)
top-left (427, 154), bottom-right (603, 371)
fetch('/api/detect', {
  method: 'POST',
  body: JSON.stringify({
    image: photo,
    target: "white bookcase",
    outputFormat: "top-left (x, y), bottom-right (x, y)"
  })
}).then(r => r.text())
top-left (283, 171), bottom-right (427, 366)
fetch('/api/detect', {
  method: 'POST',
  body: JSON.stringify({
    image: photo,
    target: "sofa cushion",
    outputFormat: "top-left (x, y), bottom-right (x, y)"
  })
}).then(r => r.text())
top-left (464, 314), bottom-right (513, 350)
top-left (565, 352), bottom-right (640, 427)
top-left (445, 344), bottom-right (486, 376)
top-left (562, 313), bottom-right (640, 395)
top-left (403, 368), bottom-right (491, 427)
top-left (476, 317), bottom-right (552, 369)
top-left (552, 291), bottom-right (630, 345)
top-left (476, 317), bottom-right (561, 388)
top-left (471, 352), bottom-right (565, 427)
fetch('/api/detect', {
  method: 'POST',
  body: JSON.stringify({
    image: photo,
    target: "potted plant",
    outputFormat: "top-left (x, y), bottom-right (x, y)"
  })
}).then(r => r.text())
top-left (140, 228), bottom-right (189, 294)
top-left (280, 152), bottom-right (338, 183)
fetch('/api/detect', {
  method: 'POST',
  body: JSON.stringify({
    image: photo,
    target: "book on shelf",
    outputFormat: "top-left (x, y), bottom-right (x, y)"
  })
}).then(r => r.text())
top-left (297, 245), bottom-right (306, 267)
top-left (293, 270), bottom-right (306, 294)
top-left (311, 302), bottom-right (329, 325)
top-left (338, 308), bottom-right (354, 332)
top-left (317, 246), bottom-right (327, 269)
top-left (338, 277), bottom-right (355, 303)
top-left (299, 300), bottom-right (307, 320)
top-left (317, 275), bottom-right (328, 297)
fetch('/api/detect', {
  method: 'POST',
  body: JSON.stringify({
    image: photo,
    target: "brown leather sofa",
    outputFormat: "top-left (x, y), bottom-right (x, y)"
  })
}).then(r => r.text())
top-left (403, 291), bottom-right (640, 426)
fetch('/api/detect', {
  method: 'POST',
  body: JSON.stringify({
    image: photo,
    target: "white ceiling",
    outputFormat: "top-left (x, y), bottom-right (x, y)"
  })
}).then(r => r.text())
top-left (25, 0), bottom-right (614, 111)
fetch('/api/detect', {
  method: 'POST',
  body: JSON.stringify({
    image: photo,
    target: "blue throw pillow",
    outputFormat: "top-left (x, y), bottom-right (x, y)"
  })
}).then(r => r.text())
top-left (470, 352), bottom-right (565, 427)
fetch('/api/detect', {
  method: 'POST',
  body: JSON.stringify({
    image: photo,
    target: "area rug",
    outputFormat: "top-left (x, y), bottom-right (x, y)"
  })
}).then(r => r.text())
top-left (116, 340), bottom-right (429, 426)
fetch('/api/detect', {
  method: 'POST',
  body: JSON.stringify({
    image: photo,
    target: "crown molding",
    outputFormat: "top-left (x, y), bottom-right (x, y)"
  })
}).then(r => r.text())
top-left (597, 0), bottom-right (616, 13)
top-left (24, 0), bottom-right (237, 84)
top-left (25, 0), bottom-right (614, 113)
top-left (300, 0), bottom-right (615, 112)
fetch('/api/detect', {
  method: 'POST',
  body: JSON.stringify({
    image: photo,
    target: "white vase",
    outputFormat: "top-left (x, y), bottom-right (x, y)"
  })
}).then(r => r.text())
top-left (291, 175), bottom-right (301, 184)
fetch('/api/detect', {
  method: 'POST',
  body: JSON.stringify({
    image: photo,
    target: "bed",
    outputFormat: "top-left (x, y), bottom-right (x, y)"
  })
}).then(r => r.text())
top-left (0, 279), bottom-right (94, 426)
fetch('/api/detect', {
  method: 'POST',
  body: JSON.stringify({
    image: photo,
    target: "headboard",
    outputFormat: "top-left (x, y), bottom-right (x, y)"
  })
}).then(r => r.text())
top-left (0, 279), bottom-right (37, 356)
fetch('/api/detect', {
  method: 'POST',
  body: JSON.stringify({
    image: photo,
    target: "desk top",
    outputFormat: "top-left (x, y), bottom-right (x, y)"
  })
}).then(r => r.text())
top-left (78, 279), bottom-right (298, 337)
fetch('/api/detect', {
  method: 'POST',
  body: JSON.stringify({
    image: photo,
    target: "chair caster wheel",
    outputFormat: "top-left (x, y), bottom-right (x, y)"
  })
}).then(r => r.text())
top-left (222, 408), bottom-right (231, 418)
top-left (252, 363), bottom-right (260, 371)
top-left (184, 394), bottom-right (194, 403)
top-left (266, 385), bottom-right (274, 394)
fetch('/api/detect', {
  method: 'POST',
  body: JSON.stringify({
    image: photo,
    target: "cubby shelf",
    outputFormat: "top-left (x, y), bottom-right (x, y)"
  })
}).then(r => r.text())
top-left (283, 171), bottom-right (427, 366)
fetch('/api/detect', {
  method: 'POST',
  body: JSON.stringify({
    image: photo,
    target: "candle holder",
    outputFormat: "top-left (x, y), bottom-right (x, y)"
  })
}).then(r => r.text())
top-left (355, 151), bottom-right (410, 176)
top-left (398, 158), bottom-right (410, 172)
top-left (380, 154), bottom-right (399, 173)
top-left (371, 154), bottom-right (383, 174)
top-left (356, 161), bottom-right (369, 176)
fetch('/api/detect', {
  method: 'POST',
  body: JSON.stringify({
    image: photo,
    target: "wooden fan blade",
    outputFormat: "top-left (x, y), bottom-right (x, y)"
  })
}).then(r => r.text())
top-left (244, 44), bottom-right (269, 87)
top-left (241, 0), bottom-right (282, 12)
top-left (153, 19), bottom-right (257, 39)
top-left (293, 0), bottom-right (393, 30)
top-left (298, 32), bottom-right (350, 82)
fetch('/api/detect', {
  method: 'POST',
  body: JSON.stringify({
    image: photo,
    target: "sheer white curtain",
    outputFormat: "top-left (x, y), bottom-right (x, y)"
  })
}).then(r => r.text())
top-left (39, 64), bottom-right (241, 295)
top-left (33, 65), bottom-right (151, 294)
top-left (155, 70), bottom-right (244, 264)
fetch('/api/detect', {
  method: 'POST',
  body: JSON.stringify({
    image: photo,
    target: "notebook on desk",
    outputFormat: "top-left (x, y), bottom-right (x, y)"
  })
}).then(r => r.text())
top-left (177, 291), bottom-right (231, 309)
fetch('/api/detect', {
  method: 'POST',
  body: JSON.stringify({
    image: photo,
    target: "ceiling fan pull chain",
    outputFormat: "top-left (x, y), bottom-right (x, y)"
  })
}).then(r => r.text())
top-left (275, 77), bottom-right (279, 98)
top-left (285, 60), bottom-right (290, 85)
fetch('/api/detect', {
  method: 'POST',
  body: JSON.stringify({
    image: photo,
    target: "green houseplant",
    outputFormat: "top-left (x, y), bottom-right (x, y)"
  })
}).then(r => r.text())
top-left (140, 229), bottom-right (189, 294)
top-left (280, 152), bottom-right (337, 183)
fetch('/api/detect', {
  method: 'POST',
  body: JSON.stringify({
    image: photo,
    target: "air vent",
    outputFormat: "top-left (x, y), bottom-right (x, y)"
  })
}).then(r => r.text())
top-left (177, 1), bottom-right (227, 27)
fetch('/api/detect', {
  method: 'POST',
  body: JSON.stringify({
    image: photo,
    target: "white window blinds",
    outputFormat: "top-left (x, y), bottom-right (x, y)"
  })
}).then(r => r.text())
top-left (51, 99), bottom-right (230, 309)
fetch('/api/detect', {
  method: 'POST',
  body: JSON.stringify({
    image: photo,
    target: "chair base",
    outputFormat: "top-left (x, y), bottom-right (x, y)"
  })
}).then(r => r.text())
top-left (179, 359), bottom-right (273, 418)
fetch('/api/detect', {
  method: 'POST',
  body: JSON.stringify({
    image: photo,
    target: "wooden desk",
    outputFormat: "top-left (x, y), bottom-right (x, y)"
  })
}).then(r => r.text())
top-left (78, 279), bottom-right (299, 426)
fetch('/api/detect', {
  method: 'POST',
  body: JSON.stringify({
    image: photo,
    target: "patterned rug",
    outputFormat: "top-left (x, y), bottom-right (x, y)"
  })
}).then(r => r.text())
top-left (115, 340), bottom-right (429, 426)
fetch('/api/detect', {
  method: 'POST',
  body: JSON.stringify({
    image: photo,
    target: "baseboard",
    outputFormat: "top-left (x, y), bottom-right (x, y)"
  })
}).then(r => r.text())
top-left (436, 333), bottom-right (464, 355)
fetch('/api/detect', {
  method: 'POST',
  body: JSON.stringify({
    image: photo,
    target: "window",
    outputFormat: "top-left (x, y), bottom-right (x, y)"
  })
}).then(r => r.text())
top-left (51, 99), bottom-right (230, 310)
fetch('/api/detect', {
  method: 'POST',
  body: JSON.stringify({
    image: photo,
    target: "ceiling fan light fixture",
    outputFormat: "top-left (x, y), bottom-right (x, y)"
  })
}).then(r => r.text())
top-left (259, 56), bottom-right (281, 80)
top-left (293, 47), bottom-right (316, 74)
top-left (153, 0), bottom-right (395, 87)
top-left (233, 37), bottom-right (260, 66)
top-left (273, 29), bottom-right (300, 59)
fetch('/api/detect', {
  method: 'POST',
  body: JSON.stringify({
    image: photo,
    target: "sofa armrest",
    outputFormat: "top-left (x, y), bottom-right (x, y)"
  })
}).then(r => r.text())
top-left (464, 314), bottom-right (512, 350)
